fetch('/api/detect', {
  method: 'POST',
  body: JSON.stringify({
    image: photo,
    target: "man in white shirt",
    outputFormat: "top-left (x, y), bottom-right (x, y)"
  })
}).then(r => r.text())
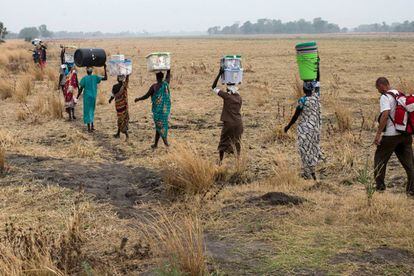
top-left (374, 77), bottom-right (414, 196)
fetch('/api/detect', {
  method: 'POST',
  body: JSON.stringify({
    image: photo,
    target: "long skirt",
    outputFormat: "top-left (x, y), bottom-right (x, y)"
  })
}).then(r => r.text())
top-left (115, 97), bottom-right (129, 134)
top-left (83, 95), bottom-right (96, 124)
top-left (218, 122), bottom-right (244, 153)
top-left (297, 126), bottom-right (322, 178)
top-left (153, 112), bottom-right (169, 139)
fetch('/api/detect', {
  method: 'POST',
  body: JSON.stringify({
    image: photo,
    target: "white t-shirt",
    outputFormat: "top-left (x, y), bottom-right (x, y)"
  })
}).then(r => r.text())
top-left (380, 89), bottom-right (400, 136)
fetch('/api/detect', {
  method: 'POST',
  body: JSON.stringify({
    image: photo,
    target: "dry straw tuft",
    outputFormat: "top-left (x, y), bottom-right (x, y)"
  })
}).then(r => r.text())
top-left (0, 79), bottom-right (14, 100)
top-left (161, 143), bottom-right (216, 197)
top-left (140, 209), bottom-right (207, 275)
top-left (334, 105), bottom-right (352, 132)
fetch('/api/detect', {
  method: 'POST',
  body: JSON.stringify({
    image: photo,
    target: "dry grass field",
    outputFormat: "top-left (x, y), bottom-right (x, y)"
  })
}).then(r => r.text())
top-left (1, 35), bottom-right (414, 275)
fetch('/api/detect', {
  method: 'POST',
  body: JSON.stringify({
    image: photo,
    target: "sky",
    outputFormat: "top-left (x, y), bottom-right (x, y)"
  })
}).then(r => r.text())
top-left (1, 0), bottom-right (414, 33)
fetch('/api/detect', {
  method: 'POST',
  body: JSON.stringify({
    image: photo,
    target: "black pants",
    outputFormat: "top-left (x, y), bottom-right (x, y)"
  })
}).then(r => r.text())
top-left (374, 135), bottom-right (414, 193)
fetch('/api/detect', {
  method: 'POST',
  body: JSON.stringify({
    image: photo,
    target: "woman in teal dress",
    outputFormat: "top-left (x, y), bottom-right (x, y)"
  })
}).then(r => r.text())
top-left (77, 65), bottom-right (108, 132)
top-left (135, 70), bottom-right (171, 149)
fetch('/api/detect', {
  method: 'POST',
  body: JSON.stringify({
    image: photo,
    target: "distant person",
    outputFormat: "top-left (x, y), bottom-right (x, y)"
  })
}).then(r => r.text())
top-left (58, 64), bottom-right (69, 92)
top-left (63, 66), bottom-right (79, 121)
top-left (109, 75), bottom-right (130, 140)
top-left (374, 77), bottom-right (414, 196)
top-left (211, 68), bottom-right (244, 164)
top-left (285, 68), bottom-right (322, 180)
top-left (135, 70), bottom-right (171, 149)
top-left (77, 65), bottom-right (108, 132)
top-left (60, 46), bottom-right (66, 65)
top-left (37, 42), bottom-right (47, 70)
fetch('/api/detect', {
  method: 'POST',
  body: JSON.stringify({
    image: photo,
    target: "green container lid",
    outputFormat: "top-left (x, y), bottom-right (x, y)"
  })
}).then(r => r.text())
top-left (296, 41), bottom-right (317, 49)
top-left (223, 55), bottom-right (242, 59)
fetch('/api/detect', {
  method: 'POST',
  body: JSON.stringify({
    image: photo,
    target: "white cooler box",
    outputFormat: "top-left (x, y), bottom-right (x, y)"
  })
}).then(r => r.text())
top-left (222, 69), bottom-right (243, 85)
top-left (221, 55), bottom-right (243, 84)
top-left (146, 52), bottom-right (170, 72)
top-left (64, 53), bottom-right (74, 64)
top-left (109, 59), bottom-right (132, 76)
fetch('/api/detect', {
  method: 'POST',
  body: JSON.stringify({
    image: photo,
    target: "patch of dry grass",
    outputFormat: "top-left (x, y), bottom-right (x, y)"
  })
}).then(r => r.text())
top-left (13, 77), bottom-right (34, 103)
top-left (161, 143), bottom-right (216, 197)
top-left (140, 209), bottom-right (207, 275)
top-left (263, 124), bottom-right (295, 144)
top-left (0, 204), bottom-right (85, 275)
top-left (334, 105), bottom-right (352, 132)
top-left (0, 79), bottom-right (14, 100)
top-left (33, 93), bottom-right (64, 120)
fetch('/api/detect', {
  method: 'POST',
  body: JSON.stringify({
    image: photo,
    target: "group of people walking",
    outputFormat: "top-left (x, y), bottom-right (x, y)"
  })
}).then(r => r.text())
top-left (54, 48), bottom-right (414, 197)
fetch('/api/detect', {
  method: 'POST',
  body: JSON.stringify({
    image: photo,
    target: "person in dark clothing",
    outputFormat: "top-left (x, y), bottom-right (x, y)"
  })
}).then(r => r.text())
top-left (374, 77), bottom-right (414, 196)
top-left (135, 70), bottom-right (171, 149)
top-left (211, 68), bottom-right (244, 164)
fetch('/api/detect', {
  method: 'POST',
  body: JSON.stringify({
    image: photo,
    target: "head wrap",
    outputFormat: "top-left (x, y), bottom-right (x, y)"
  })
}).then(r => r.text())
top-left (227, 85), bottom-right (239, 94)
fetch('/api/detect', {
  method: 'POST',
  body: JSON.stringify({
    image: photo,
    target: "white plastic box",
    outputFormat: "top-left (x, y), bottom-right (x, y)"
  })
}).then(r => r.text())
top-left (109, 59), bottom-right (132, 76)
top-left (221, 55), bottom-right (243, 85)
top-left (64, 53), bottom-right (74, 64)
top-left (146, 52), bottom-right (171, 72)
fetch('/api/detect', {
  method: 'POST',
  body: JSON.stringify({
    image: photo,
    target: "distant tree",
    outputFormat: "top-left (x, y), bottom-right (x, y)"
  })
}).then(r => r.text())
top-left (208, 17), bottom-right (342, 35)
top-left (38, 24), bottom-right (52, 37)
top-left (240, 21), bottom-right (254, 34)
top-left (207, 26), bottom-right (221, 35)
top-left (19, 27), bottom-right (40, 42)
top-left (0, 22), bottom-right (8, 43)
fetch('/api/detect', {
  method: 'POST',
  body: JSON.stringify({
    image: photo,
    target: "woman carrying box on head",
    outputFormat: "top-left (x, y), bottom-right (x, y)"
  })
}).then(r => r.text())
top-left (211, 67), bottom-right (244, 164)
top-left (109, 75), bottom-right (130, 141)
top-left (135, 70), bottom-right (171, 149)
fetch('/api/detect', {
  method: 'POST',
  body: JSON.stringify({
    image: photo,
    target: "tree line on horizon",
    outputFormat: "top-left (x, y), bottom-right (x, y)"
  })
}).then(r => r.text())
top-left (207, 18), bottom-right (414, 35)
top-left (2, 18), bottom-right (414, 42)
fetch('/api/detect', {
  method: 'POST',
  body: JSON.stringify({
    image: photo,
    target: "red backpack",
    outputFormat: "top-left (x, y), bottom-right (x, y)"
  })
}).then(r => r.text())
top-left (385, 90), bottom-right (414, 134)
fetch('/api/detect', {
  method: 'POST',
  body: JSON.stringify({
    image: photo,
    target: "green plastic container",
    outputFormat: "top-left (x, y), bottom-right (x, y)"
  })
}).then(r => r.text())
top-left (296, 42), bottom-right (318, 81)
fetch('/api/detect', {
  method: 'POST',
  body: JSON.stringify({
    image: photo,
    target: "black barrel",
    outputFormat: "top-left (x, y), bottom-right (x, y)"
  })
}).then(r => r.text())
top-left (74, 48), bottom-right (107, 67)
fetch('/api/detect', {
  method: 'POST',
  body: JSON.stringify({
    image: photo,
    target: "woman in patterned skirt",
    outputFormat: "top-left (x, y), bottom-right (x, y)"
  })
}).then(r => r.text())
top-left (284, 70), bottom-right (322, 180)
top-left (109, 75), bottom-right (130, 140)
top-left (135, 70), bottom-right (171, 149)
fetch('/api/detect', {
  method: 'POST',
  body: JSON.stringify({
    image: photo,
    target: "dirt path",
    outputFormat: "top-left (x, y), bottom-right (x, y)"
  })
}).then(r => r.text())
top-left (6, 153), bottom-right (161, 219)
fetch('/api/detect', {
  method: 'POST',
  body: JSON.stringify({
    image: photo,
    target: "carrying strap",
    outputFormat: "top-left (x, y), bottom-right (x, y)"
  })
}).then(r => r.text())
top-left (381, 91), bottom-right (400, 125)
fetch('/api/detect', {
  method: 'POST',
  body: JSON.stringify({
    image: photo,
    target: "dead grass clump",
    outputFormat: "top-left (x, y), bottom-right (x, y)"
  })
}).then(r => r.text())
top-left (13, 77), bottom-right (34, 103)
top-left (32, 68), bottom-right (45, 81)
top-left (16, 109), bottom-right (28, 121)
top-left (140, 210), bottom-right (207, 275)
top-left (161, 143), bottom-right (216, 197)
top-left (45, 67), bottom-right (57, 82)
top-left (267, 153), bottom-right (303, 190)
top-left (264, 124), bottom-right (295, 144)
top-left (0, 207), bottom-right (85, 275)
top-left (225, 144), bottom-right (250, 185)
top-left (0, 79), bottom-right (14, 100)
top-left (334, 105), bottom-right (352, 132)
top-left (2, 49), bottom-right (31, 73)
top-left (0, 130), bottom-right (18, 148)
top-left (189, 61), bottom-right (207, 75)
top-left (33, 93), bottom-right (64, 119)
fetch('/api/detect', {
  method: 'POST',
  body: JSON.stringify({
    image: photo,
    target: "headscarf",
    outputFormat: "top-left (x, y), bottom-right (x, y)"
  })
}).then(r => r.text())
top-left (227, 85), bottom-right (239, 95)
